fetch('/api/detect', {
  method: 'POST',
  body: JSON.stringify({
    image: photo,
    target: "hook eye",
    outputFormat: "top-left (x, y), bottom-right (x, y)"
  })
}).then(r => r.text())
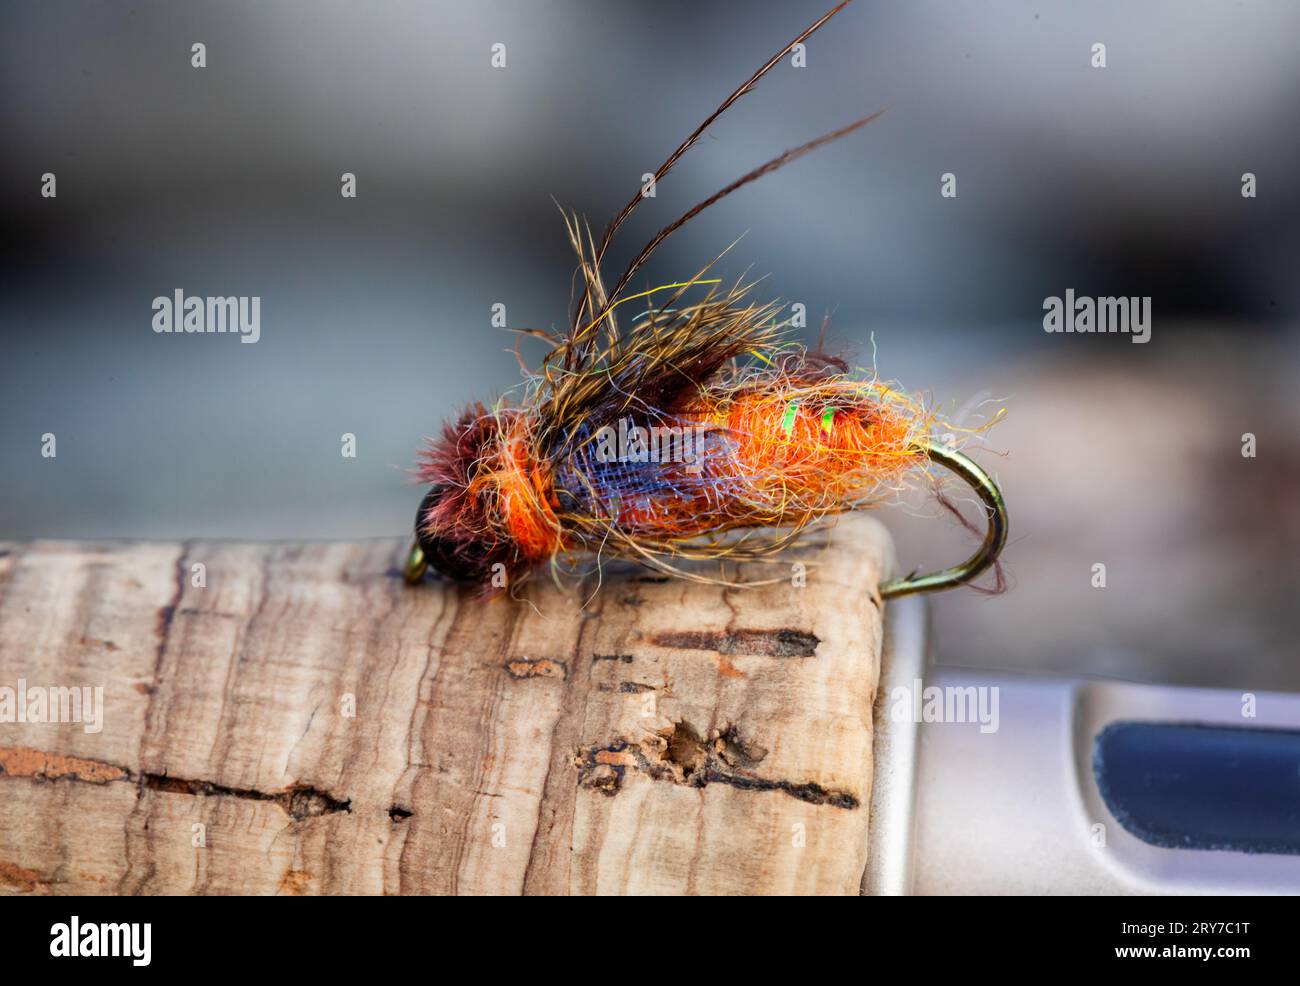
top-left (403, 541), bottom-right (429, 585)
top-left (403, 485), bottom-right (447, 584)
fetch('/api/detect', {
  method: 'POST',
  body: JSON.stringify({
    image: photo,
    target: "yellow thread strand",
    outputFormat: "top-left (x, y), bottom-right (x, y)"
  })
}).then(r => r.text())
top-left (578, 279), bottom-right (722, 337)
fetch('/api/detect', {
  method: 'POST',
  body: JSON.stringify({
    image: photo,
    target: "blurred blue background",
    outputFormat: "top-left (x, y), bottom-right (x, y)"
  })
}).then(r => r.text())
top-left (2, 1), bottom-right (1298, 687)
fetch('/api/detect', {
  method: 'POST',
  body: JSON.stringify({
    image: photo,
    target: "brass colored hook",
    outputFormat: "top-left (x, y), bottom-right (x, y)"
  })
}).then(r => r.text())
top-left (403, 484), bottom-right (442, 584)
top-left (404, 437), bottom-right (1009, 595)
top-left (878, 437), bottom-right (1008, 599)
top-left (403, 541), bottom-right (429, 585)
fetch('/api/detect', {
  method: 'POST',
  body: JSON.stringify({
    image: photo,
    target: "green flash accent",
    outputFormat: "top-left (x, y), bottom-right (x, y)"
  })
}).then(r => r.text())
top-left (781, 400), bottom-right (799, 436)
top-left (820, 407), bottom-right (837, 434)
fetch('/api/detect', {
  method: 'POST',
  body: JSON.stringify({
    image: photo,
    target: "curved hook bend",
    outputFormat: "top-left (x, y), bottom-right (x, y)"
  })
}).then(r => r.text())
top-left (877, 438), bottom-right (1008, 600)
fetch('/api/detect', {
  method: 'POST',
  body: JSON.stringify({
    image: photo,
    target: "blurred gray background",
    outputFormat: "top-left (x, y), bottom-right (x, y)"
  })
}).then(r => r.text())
top-left (3, 1), bottom-right (1298, 688)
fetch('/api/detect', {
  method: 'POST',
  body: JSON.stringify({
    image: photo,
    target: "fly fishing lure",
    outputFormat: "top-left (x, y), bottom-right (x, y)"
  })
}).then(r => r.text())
top-left (404, 0), bottom-right (1007, 599)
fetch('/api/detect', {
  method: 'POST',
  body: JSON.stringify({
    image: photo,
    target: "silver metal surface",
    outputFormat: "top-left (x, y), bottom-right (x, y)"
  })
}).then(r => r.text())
top-left (911, 668), bottom-right (1300, 894)
top-left (862, 594), bottom-right (928, 895)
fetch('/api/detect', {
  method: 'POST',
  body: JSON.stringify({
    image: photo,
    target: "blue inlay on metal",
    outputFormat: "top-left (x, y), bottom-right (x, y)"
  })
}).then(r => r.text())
top-left (1093, 721), bottom-right (1300, 856)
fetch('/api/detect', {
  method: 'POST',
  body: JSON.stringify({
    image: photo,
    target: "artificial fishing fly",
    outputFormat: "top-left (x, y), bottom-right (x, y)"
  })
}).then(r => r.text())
top-left (404, 0), bottom-right (1008, 599)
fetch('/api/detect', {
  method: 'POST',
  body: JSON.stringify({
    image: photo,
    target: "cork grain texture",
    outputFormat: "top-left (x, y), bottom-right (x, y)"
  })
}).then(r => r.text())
top-left (0, 515), bottom-right (890, 895)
